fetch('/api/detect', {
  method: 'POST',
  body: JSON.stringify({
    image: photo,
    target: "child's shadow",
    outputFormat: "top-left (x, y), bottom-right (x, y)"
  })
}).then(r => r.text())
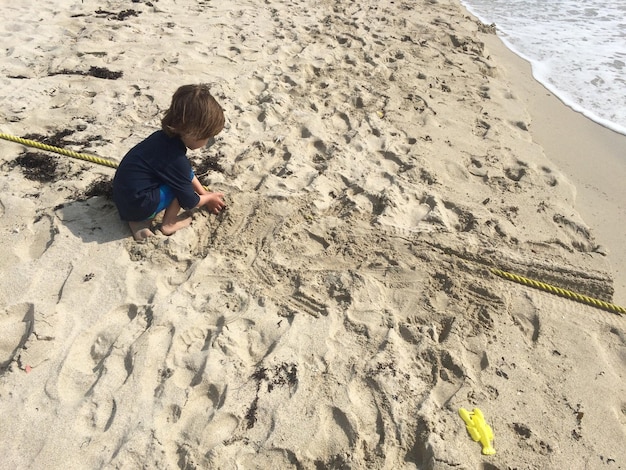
top-left (56, 196), bottom-right (129, 243)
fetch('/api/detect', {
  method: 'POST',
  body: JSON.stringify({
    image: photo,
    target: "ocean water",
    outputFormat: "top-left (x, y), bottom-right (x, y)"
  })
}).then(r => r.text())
top-left (460, 0), bottom-right (626, 136)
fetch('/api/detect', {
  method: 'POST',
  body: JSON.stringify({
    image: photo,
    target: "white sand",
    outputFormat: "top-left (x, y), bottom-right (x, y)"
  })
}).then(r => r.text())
top-left (1, 1), bottom-right (625, 468)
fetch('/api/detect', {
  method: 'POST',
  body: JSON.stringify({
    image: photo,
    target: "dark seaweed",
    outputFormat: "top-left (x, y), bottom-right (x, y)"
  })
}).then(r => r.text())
top-left (13, 153), bottom-right (58, 182)
top-left (49, 66), bottom-right (123, 80)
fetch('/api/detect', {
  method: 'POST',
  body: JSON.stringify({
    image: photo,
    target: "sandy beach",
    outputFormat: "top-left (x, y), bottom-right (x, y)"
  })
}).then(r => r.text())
top-left (1, 1), bottom-right (625, 469)
top-left (481, 34), bottom-right (626, 307)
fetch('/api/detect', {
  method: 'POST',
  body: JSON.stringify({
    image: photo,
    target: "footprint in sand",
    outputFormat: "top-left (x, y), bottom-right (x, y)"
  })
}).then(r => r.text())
top-left (331, 111), bottom-right (352, 134)
top-left (510, 294), bottom-right (541, 345)
top-left (304, 405), bottom-right (357, 456)
top-left (235, 448), bottom-right (302, 468)
top-left (504, 162), bottom-right (528, 182)
top-left (541, 165), bottom-right (559, 187)
top-left (51, 303), bottom-right (149, 404)
top-left (174, 412), bottom-right (240, 466)
top-left (28, 214), bottom-right (55, 259)
top-left (169, 326), bottom-right (212, 389)
top-left (0, 303), bottom-right (35, 369)
top-left (346, 378), bottom-right (383, 451)
top-left (7, 211), bottom-right (55, 262)
top-left (188, 411), bottom-right (239, 451)
top-left (552, 213), bottom-right (594, 251)
top-left (429, 349), bottom-right (466, 406)
top-left (441, 200), bottom-right (478, 232)
top-left (376, 193), bottom-right (435, 232)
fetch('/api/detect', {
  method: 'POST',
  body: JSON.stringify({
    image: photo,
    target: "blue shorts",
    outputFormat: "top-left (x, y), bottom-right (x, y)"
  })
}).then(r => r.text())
top-left (148, 170), bottom-right (195, 219)
top-left (151, 185), bottom-right (175, 217)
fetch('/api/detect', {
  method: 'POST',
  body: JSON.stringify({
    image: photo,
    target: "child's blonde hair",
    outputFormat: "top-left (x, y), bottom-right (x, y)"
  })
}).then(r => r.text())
top-left (162, 84), bottom-right (225, 139)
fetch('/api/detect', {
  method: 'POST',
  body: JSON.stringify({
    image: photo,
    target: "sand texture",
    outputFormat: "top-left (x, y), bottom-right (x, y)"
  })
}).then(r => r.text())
top-left (1, 1), bottom-right (625, 469)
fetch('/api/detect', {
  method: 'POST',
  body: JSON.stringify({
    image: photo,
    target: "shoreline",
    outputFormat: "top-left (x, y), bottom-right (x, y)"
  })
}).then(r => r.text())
top-left (479, 33), bottom-right (626, 306)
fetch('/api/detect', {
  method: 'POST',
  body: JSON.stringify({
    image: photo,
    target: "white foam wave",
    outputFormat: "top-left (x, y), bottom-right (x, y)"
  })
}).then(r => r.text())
top-left (461, 0), bottom-right (626, 136)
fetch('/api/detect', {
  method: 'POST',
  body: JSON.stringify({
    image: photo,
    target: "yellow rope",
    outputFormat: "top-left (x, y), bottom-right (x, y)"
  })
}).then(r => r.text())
top-left (490, 268), bottom-right (625, 315)
top-left (0, 132), bottom-right (119, 169)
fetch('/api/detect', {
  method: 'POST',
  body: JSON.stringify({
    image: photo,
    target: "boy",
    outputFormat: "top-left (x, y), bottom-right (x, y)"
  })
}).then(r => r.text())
top-left (113, 84), bottom-right (226, 240)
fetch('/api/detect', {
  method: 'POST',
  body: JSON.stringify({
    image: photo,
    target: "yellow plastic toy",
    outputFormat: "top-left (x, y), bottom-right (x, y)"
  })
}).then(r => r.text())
top-left (459, 407), bottom-right (496, 455)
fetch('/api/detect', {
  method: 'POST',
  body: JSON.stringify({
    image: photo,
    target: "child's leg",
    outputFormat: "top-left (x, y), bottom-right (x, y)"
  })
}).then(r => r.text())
top-left (129, 220), bottom-right (154, 240)
top-left (160, 198), bottom-right (192, 236)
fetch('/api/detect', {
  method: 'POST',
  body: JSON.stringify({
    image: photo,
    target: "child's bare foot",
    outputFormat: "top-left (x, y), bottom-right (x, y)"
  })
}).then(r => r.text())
top-left (160, 215), bottom-right (192, 236)
top-left (129, 221), bottom-right (154, 241)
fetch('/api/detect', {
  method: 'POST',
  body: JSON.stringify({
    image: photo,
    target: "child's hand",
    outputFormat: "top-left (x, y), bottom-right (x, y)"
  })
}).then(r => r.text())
top-left (201, 192), bottom-right (226, 214)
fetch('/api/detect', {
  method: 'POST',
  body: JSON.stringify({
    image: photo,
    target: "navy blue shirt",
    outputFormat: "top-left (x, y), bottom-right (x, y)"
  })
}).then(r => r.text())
top-left (113, 131), bottom-right (200, 221)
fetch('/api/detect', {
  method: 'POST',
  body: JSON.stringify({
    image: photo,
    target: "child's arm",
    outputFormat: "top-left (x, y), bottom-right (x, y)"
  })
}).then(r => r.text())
top-left (191, 175), bottom-right (209, 195)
